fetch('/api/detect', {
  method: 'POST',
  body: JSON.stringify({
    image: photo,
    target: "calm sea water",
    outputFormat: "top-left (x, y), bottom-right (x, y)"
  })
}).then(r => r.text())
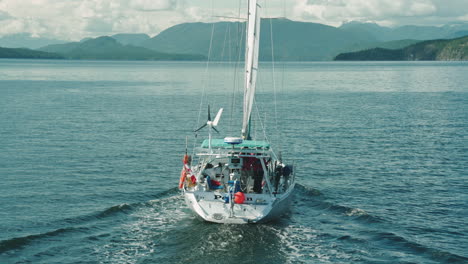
top-left (0, 59), bottom-right (467, 264)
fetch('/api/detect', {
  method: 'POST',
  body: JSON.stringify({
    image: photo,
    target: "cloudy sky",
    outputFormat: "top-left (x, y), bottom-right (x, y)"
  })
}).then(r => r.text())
top-left (0, 0), bottom-right (467, 40)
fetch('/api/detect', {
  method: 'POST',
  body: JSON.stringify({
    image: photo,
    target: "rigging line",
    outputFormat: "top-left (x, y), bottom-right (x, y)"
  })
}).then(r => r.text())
top-left (193, 1), bottom-right (216, 154)
top-left (228, 25), bottom-right (232, 62)
top-left (251, 72), bottom-right (265, 142)
top-left (234, 25), bottom-right (246, 134)
top-left (224, 25), bottom-right (232, 124)
top-left (212, 15), bottom-right (247, 20)
top-left (229, 0), bottom-right (245, 136)
top-left (264, 0), bottom-right (281, 152)
top-left (278, 0), bottom-right (288, 146)
top-left (253, 97), bottom-right (279, 161)
top-left (253, 96), bottom-right (277, 158)
top-left (220, 22), bottom-right (230, 116)
top-left (222, 24), bottom-right (234, 135)
top-left (283, 0), bottom-right (286, 18)
top-left (220, 21), bottom-right (230, 60)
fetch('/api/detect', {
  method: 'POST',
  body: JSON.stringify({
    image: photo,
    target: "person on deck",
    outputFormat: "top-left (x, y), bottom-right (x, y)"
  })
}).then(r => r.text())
top-left (242, 157), bottom-right (263, 193)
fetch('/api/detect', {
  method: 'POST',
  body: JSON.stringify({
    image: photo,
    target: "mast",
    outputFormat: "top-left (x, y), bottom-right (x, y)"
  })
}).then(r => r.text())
top-left (241, 0), bottom-right (260, 140)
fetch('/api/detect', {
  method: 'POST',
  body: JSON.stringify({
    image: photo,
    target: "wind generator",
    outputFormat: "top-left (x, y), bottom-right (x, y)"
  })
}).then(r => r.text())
top-left (194, 105), bottom-right (223, 150)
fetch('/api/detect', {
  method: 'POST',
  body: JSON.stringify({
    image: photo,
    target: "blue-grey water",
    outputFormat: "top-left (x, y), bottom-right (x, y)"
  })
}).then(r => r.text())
top-left (0, 59), bottom-right (467, 264)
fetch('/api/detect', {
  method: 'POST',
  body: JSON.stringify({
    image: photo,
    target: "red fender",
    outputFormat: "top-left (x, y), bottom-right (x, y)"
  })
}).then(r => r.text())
top-left (234, 192), bottom-right (245, 204)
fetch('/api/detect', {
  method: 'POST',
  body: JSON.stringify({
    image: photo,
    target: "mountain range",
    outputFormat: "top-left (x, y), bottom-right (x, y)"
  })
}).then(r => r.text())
top-left (38, 36), bottom-right (205, 60)
top-left (334, 36), bottom-right (468, 61)
top-left (137, 19), bottom-right (468, 61)
top-left (1, 20), bottom-right (468, 61)
top-left (0, 46), bottom-right (63, 59)
top-left (139, 19), bottom-right (370, 61)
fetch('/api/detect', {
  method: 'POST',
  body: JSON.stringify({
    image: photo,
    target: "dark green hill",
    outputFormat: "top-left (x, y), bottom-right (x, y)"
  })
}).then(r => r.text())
top-left (334, 48), bottom-right (405, 61)
top-left (111, 33), bottom-right (150, 46)
top-left (334, 36), bottom-right (468, 61)
top-left (39, 36), bottom-right (205, 60)
top-left (0, 46), bottom-right (63, 59)
top-left (40, 42), bottom-right (81, 54)
top-left (374, 39), bottom-right (422, 49)
top-left (141, 18), bottom-right (376, 61)
top-left (343, 39), bottom-right (422, 53)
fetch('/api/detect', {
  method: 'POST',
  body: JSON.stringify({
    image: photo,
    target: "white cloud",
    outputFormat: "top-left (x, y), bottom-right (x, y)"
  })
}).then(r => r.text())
top-left (292, 0), bottom-right (468, 26)
top-left (84, 18), bottom-right (113, 33)
top-left (0, 0), bottom-right (194, 40)
top-left (0, 19), bottom-right (24, 35)
top-left (431, 0), bottom-right (468, 17)
top-left (0, 0), bottom-right (467, 40)
top-left (130, 0), bottom-right (178, 11)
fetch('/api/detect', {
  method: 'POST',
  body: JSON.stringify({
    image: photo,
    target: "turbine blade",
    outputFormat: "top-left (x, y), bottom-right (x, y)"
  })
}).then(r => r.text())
top-left (194, 123), bottom-right (207, 132)
top-left (213, 108), bottom-right (223, 127)
top-left (213, 127), bottom-right (220, 133)
top-left (208, 105), bottom-right (211, 121)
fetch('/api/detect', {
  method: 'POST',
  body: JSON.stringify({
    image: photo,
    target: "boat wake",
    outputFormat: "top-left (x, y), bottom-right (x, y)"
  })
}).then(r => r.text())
top-left (0, 187), bottom-right (182, 255)
top-left (2, 185), bottom-right (467, 263)
top-left (294, 184), bottom-right (384, 223)
top-left (292, 184), bottom-right (468, 263)
top-left (0, 226), bottom-right (82, 253)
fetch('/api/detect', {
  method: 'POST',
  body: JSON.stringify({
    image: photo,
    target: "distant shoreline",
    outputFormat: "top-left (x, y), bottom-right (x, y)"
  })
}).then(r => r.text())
top-left (335, 36), bottom-right (468, 61)
top-left (2, 58), bottom-right (468, 63)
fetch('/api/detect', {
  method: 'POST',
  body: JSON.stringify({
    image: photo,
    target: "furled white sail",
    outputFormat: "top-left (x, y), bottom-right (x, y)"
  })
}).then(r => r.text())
top-left (242, 0), bottom-right (261, 140)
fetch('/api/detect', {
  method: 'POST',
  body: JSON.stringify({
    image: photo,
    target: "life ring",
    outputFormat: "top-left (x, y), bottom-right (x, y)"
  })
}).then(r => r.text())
top-left (179, 168), bottom-right (187, 189)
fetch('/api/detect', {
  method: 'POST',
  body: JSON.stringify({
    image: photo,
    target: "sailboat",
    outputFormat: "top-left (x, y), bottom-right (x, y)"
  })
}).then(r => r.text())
top-left (179, 0), bottom-right (295, 224)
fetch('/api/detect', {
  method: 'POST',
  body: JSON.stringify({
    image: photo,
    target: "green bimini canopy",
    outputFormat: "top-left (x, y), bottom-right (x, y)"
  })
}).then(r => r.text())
top-left (201, 139), bottom-right (270, 149)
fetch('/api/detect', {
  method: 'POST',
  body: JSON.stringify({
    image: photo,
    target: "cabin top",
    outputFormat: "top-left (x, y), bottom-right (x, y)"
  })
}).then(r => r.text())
top-left (201, 139), bottom-right (270, 149)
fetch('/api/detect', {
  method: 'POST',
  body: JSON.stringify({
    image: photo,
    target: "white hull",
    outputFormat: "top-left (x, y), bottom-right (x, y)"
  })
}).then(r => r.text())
top-left (184, 182), bottom-right (295, 224)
